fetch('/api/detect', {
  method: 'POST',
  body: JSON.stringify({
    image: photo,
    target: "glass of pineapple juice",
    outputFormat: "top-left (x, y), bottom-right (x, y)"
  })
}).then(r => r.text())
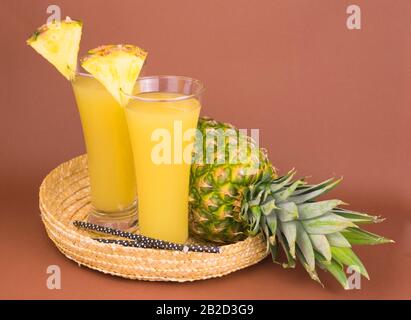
top-left (72, 73), bottom-right (137, 230)
top-left (125, 76), bottom-right (204, 243)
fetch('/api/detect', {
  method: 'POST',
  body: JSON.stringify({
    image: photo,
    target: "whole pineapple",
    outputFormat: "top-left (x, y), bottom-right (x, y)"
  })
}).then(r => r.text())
top-left (189, 117), bottom-right (393, 288)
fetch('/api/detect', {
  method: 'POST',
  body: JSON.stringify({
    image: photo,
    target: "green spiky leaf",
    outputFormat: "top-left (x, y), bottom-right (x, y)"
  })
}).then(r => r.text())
top-left (310, 234), bottom-right (332, 262)
top-left (296, 222), bottom-right (315, 270)
top-left (332, 208), bottom-right (385, 224)
top-left (270, 242), bottom-right (279, 262)
top-left (341, 227), bottom-right (394, 245)
top-left (260, 198), bottom-right (276, 216)
top-left (270, 170), bottom-right (296, 193)
top-left (301, 213), bottom-right (357, 235)
top-left (326, 232), bottom-right (351, 248)
top-left (298, 200), bottom-right (345, 220)
top-left (277, 202), bottom-right (299, 222)
top-left (276, 180), bottom-right (304, 201)
top-left (331, 247), bottom-right (369, 279)
top-left (279, 221), bottom-right (297, 258)
top-left (277, 231), bottom-right (296, 268)
top-left (265, 212), bottom-right (277, 244)
top-left (297, 248), bottom-right (323, 286)
top-left (315, 252), bottom-right (349, 289)
top-left (288, 178), bottom-right (341, 204)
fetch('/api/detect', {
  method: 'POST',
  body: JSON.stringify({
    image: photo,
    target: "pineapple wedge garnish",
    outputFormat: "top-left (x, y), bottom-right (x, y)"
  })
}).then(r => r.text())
top-left (27, 17), bottom-right (82, 81)
top-left (81, 45), bottom-right (147, 106)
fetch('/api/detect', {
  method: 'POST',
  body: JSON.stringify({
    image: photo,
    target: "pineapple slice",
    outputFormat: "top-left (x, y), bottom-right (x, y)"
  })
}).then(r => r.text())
top-left (27, 17), bottom-right (82, 81)
top-left (81, 45), bottom-right (147, 106)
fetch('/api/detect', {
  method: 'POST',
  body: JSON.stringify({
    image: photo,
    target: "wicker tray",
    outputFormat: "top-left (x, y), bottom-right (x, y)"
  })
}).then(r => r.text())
top-left (39, 155), bottom-right (269, 282)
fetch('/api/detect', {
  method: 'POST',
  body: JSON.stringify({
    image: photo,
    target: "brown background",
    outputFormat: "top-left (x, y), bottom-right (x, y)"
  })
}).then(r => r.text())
top-left (1, 0), bottom-right (410, 299)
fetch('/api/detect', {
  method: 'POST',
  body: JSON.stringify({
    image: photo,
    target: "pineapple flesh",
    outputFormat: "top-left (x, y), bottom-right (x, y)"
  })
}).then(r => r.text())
top-left (189, 117), bottom-right (393, 289)
top-left (27, 17), bottom-right (82, 81)
top-left (81, 44), bottom-right (147, 106)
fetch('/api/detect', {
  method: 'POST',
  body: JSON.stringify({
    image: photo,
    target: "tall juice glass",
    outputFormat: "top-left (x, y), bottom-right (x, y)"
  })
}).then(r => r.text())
top-left (125, 76), bottom-right (204, 243)
top-left (72, 73), bottom-right (137, 230)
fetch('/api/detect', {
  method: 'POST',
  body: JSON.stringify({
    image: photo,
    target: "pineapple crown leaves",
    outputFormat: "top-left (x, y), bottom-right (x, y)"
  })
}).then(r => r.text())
top-left (241, 169), bottom-right (394, 289)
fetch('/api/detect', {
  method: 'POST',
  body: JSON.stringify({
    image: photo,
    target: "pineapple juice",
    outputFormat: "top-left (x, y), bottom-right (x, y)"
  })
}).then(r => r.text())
top-left (72, 74), bottom-right (137, 213)
top-left (125, 92), bottom-right (201, 243)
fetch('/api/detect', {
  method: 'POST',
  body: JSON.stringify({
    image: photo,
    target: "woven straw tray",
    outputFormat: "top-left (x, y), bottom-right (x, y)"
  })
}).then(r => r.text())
top-left (39, 155), bottom-right (269, 282)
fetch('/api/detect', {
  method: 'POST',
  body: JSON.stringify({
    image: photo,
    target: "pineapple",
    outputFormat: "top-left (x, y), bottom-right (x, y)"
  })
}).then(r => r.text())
top-left (27, 17), bottom-right (82, 81)
top-left (189, 117), bottom-right (393, 288)
top-left (81, 44), bottom-right (147, 106)
top-left (190, 117), bottom-right (276, 243)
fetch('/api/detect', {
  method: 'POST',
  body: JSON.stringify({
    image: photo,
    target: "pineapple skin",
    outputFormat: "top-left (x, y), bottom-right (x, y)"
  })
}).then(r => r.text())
top-left (189, 117), bottom-right (276, 243)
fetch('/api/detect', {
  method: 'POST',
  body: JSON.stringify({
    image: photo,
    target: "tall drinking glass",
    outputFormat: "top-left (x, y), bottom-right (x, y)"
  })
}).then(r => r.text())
top-left (125, 76), bottom-right (204, 243)
top-left (72, 73), bottom-right (137, 230)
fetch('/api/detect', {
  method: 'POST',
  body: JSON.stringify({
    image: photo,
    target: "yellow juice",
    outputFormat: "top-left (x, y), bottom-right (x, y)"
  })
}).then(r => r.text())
top-left (72, 74), bottom-right (136, 213)
top-left (125, 92), bottom-right (201, 243)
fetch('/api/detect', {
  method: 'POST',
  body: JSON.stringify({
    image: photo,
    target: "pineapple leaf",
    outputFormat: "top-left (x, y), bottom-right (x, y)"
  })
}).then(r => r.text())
top-left (298, 200), bottom-right (345, 220)
top-left (301, 213), bottom-right (357, 235)
top-left (331, 247), bottom-right (369, 279)
top-left (310, 234), bottom-right (332, 262)
top-left (296, 222), bottom-right (316, 270)
top-left (261, 198), bottom-right (277, 216)
top-left (332, 208), bottom-right (385, 224)
top-left (265, 212), bottom-right (278, 241)
top-left (315, 252), bottom-right (349, 289)
top-left (276, 180), bottom-right (305, 201)
top-left (270, 170), bottom-right (296, 193)
top-left (279, 221), bottom-right (297, 258)
top-left (260, 216), bottom-right (272, 251)
top-left (269, 242), bottom-right (279, 263)
top-left (288, 178), bottom-right (342, 204)
top-left (249, 206), bottom-right (262, 235)
top-left (277, 202), bottom-right (299, 222)
top-left (296, 248), bottom-right (323, 286)
top-left (341, 227), bottom-right (394, 245)
top-left (249, 189), bottom-right (264, 207)
top-left (277, 231), bottom-right (296, 268)
top-left (326, 232), bottom-right (351, 248)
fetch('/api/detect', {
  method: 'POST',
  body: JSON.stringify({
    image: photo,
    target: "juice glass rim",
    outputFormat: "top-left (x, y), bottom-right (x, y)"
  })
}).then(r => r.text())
top-left (74, 73), bottom-right (205, 103)
top-left (125, 75), bottom-right (205, 103)
top-left (76, 71), bottom-right (93, 78)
